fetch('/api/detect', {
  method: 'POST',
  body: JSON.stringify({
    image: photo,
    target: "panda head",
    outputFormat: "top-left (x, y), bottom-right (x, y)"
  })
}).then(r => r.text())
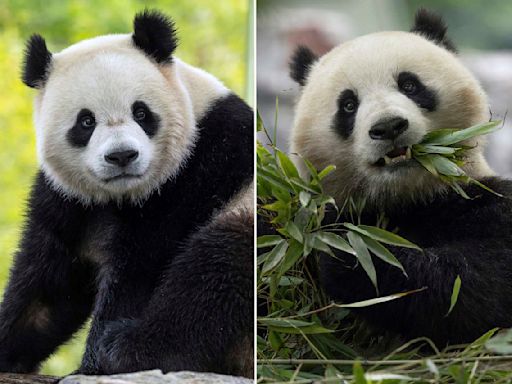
top-left (290, 9), bottom-right (493, 207)
top-left (23, 10), bottom-right (196, 205)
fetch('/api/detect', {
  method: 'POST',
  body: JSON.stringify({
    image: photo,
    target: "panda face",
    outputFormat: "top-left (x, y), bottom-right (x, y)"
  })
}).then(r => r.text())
top-left (34, 36), bottom-right (194, 204)
top-left (291, 31), bottom-right (492, 206)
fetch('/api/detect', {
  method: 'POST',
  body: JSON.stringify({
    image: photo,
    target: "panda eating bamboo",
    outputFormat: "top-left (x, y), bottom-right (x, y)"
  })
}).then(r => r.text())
top-left (289, 9), bottom-right (512, 346)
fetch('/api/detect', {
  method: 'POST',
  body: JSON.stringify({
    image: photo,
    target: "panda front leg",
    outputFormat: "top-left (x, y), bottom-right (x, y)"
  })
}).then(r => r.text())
top-left (78, 259), bottom-right (155, 374)
top-left (0, 174), bottom-right (95, 373)
top-left (96, 209), bottom-right (254, 377)
top-left (321, 238), bottom-right (512, 346)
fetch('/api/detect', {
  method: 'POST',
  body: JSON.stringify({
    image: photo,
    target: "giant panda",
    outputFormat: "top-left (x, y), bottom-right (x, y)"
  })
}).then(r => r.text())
top-left (289, 9), bottom-right (512, 346)
top-left (0, 10), bottom-right (253, 377)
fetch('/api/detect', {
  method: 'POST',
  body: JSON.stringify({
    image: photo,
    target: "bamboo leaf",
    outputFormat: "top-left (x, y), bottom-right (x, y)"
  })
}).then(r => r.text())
top-left (277, 276), bottom-right (304, 287)
top-left (414, 154), bottom-right (439, 176)
top-left (446, 275), bottom-right (462, 317)
top-left (277, 149), bottom-right (300, 179)
top-left (316, 231), bottom-right (355, 255)
top-left (465, 328), bottom-right (498, 352)
top-left (361, 235), bottom-right (407, 276)
top-left (430, 154), bottom-right (464, 176)
top-left (258, 318), bottom-right (333, 334)
top-left (448, 179), bottom-right (471, 200)
top-left (279, 240), bottom-right (303, 274)
top-left (353, 361), bottom-right (367, 384)
top-left (344, 223), bottom-right (421, 250)
top-left (302, 157), bottom-right (319, 180)
top-left (334, 287), bottom-right (426, 308)
top-left (258, 169), bottom-right (293, 192)
top-left (318, 165), bottom-right (336, 180)
top-left (262, 240), bottom-right (288, 273)
top-left (311, 234), bottom-right (334, 257)
top-left (299, 191), bottom-right (311, 207)
top-left (486, 329), bottom-right (512, 354)
top-left (420, 121), bottom-right (501, 146)
top-left (471, 178), bottom-right (503, 197)
top-left (257, 112), bottom-right (264, 132)
top-left (347, 231), bottom-right (378, 291)
top-left (420, 128), bottom-right (458, 144)
top-left (257, 235), bottom-right (282, 248)
top-left (285, 221), bottom-right (303, 243)
top-left (414, 144), bottom-right (459, 155)
top-left (290, 178), bottom-right (321, 194)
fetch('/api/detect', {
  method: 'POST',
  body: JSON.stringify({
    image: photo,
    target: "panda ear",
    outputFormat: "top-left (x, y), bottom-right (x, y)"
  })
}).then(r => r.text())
top-left (290, 45), bottom-right (318, 86)
top-left (22, 34), bottom-right (52, 88)
top-left (132, 9), bottom-right (178, 63)
top-left (410, 8), bottom-right (457, 53)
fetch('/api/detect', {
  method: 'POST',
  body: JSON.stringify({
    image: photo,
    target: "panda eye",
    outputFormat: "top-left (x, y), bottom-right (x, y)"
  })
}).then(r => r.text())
top-left (133, 108), bottom-right (147, 121)
top-left (343, 100), bottom-right (357, 113)
top-left (400, 80), bottom-right (417, 94)
top-left (80, 115), bottom-right (95, 129)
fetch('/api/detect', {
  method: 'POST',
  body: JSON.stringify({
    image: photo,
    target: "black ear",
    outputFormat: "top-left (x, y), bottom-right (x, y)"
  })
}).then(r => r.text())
top-left (410, 8), bottom-right (457, 53)
top-left (290, 45), bottom-right (318, 86)
top-left (22, 34), bottom-right (52, 88)
top-left (132, 9), bottom-right (178, 63)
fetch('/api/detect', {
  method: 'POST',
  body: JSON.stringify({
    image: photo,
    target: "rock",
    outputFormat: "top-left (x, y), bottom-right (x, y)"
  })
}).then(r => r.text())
top-left (59, 370), bottom-right (253, 384)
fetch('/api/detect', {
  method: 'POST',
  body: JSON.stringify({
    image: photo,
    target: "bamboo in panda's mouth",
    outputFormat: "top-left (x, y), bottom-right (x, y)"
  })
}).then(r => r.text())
top-left (375, 146), bottom-right (412, 166)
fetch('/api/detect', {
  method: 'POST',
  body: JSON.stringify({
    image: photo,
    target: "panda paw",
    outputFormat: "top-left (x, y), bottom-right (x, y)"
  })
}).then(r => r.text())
top-left (98, 318), bottom-right (146, 374)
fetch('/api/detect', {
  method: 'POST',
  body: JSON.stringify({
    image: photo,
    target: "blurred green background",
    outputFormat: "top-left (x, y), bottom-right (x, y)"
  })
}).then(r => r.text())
top-left (0, 0), bottom-right (252, 376)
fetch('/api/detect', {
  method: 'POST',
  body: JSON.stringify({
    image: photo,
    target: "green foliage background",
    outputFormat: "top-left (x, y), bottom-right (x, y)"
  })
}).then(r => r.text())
top-left (0, 0), bottom-right (251, 376)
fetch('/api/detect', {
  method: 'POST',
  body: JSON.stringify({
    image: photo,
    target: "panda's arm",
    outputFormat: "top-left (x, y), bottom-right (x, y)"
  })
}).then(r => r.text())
top-left (320, 235), bottom-right (512, 345)
top-left (0, 172), bottom-right (95, 373)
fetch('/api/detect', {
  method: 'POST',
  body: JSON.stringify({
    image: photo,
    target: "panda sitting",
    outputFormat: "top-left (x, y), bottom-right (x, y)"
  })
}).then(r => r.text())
top-left (0, 10), bottom-right (253, 377)
top-left (289, 9), bottom-right (512, 346)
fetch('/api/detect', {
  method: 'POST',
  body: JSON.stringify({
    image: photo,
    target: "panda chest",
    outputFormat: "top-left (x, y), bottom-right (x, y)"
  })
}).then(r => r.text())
top-left (77, 208), bottom-right (175, 268)
top-left (78, 211), bottom-right (119, 265)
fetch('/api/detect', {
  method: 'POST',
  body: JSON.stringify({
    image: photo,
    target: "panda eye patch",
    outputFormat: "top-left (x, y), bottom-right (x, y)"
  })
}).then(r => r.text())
top-left (67, 109), bottom-right (96, 147)
top-left (332, 89), bottom-right (359, 139)
top-left (131, 101), bottom-right (160, 137)
top-left (397, 72), bottom-right (437, 111)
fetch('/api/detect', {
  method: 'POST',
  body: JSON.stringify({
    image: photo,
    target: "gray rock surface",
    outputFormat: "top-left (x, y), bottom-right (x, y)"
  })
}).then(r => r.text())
top-left (59, 370), bottom-right (253, 384)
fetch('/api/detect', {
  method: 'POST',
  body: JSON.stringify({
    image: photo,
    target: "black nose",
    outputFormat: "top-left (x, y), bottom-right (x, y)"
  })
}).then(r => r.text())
top-left (369, 117), bottom-right (409, 140)
top-left (104, 150), bottom-right (139, 167)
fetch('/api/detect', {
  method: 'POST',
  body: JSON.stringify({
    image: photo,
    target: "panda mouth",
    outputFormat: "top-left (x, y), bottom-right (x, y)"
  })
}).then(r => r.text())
top-left (374, 146), bottom-right (412, 166)
top-left (103, 173), bottom-right (143, 183)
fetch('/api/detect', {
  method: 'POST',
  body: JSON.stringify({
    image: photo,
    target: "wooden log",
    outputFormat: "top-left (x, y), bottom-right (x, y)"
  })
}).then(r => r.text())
top-left (0, 373), bottom-right (58, 384)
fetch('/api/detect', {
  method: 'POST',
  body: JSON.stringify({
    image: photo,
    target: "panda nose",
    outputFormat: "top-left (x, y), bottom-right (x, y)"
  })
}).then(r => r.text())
top-left (369, 117), bottom-right (409, 140)
top-left (104, 150), bottom-right (139, 167)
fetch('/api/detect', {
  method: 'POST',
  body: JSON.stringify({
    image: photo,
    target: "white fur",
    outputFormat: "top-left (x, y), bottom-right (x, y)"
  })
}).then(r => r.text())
top-left (291, 31), bottom-right (493, 208)
top-left (223, 181), bottom-right (254, 215)
top-left (33, 34), bottom-right (229, 205)
top-left (174, 58), bottom-right (230, 120)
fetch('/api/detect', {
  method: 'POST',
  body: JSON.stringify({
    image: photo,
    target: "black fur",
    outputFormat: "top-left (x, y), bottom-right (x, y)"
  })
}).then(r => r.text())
top-left (289, 45), bottom-right (318, 86)
top-left (320, 177), bottom-right (512, 346)
top-left (410, 8), bottom-right (457, 53)
top-left (131, 101), bottom-right (160, 137)
top-left (67, 109), bottom-right (97, 147)
top-left (397, 72), bottom-right (437, 112)
top-left (0, 172), bottom-right (95, 373)
top-left (0, 93), bottom-right (253, 375)
top-left (132, 10), bottom-right (178, 64)
top-left (22, 34), bottom-right (52, 88)
top-left (98, 209), bottom-right (254, 377)
top-left (332, 89), bottom-right (359, 138)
